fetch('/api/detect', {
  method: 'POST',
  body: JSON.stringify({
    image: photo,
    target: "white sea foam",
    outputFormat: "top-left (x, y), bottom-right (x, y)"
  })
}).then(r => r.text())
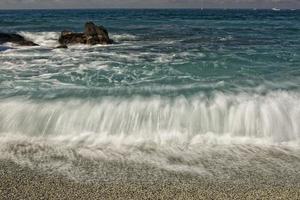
top-left (0, 130), bottom-right (299, 181)
top-left (15, 31), bottom-right (138, 47)
top-left (18, 31), bottom-right (60, 47)
top-left (0, 91), bottom-right (299, 179)
top-left (111, 33), bottom-right (138, 41)
top-left (0, 91), bottom-right (299, 146)
top-left (220, 35), bottom-right (233, 41)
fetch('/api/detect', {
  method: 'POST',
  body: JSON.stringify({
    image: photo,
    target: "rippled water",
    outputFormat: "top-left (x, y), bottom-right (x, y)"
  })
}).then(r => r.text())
top-left (0, 9), bottom-right (300, 179)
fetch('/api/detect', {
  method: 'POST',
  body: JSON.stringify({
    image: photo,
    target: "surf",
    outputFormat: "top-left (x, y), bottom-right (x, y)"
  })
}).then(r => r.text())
top-left (0, 91), bottom-right (299, 147)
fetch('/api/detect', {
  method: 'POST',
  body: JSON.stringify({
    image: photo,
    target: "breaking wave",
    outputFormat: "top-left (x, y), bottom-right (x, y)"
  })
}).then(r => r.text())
top-left (19, 31), bottom-right (60, 47)
top-left (111, 33), bottom-right (138, 41)
top-left (1, 90), bottom-right (300, 180)
top-left (0, 91), bottom-right (299, 147)
top-left (16, 31), bottom-right (138, 47)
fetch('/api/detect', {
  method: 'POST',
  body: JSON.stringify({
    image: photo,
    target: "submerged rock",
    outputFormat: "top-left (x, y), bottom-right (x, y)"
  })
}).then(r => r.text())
top-left (0, 33), bottom-right (38, 46)
top-left (58, 22), bottom-right (113, 46)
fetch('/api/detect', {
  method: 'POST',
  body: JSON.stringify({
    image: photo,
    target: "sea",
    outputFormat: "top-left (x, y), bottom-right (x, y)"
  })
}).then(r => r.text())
top-left (0, 9), bottom-right (300, 182)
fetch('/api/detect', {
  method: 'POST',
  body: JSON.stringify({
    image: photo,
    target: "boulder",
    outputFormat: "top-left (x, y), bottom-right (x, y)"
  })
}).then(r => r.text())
top-left (0, 33), bottom-right (38, 46)
top-left (84, 22), bottom-right (113, 45)
top-left (58, 32), bottom-right (86, 45)
top-left (58, 22), bottom-right (113, 46)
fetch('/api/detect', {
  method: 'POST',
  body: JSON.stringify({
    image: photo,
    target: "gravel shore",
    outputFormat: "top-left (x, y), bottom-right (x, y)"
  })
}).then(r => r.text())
top-left (1, 160), bottom-right (299, 200)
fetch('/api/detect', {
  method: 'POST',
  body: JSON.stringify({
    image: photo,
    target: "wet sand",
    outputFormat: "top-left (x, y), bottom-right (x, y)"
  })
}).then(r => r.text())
top-left (1, 160), bottom-right (299, 200)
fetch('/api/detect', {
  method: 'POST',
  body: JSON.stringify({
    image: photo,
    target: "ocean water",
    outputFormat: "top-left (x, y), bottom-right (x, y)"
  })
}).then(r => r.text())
top-left (0, 9), bottom-right (300, 181)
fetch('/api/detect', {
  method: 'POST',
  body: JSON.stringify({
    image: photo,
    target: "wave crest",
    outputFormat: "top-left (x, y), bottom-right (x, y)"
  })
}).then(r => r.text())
top-left (0, 91), bottom-right (299, 147)
top-left (18, 31), bottom-right (60, 47)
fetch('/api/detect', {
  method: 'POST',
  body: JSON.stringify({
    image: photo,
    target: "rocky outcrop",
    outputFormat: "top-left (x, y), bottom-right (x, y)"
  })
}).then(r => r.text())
top-left (58, 22), bottom-right (113, 47)
top-left (84, 22), bottom-right (113, 45)
top-left (58, 31), bottom-right (86, 46)
top-left (0, 33), bottom-right (38, 46)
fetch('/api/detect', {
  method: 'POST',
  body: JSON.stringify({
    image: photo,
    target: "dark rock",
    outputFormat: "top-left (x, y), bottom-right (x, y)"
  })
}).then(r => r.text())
top-left (61, 30), bottom-right (73, 37)
top-left (0, 46), bottom-right (11, 52)
top-left (84, 22), bottom-right (113, 45)
top-left (56, 44), bottom-right (68, 49)
top-left (58, 32), bottom-right (86, 45)
top-left (58, 22), bottom-right (113, 46)
top-left (0, 33), bottom-right (38, 46)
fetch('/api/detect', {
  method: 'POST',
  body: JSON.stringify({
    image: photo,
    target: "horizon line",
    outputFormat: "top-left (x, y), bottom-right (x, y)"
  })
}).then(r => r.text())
top-left (0, 8), bottom-right (299, 11)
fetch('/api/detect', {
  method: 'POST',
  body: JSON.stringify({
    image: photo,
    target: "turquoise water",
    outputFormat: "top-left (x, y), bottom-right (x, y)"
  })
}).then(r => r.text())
top-left (1, 9), bottom-right (300, 98)
top-left (0, 10), bottom-right (300, 178)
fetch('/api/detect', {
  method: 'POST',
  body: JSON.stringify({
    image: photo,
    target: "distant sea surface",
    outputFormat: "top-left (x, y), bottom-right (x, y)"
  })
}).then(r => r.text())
top-left (0, 9), bottom-right (300, 181)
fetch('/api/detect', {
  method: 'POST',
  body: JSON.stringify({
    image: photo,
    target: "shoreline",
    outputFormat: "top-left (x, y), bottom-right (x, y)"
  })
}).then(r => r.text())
top-left (1, 160), bottom-right (300, 200)
top-left (1, 8), bottom-right (300, 200)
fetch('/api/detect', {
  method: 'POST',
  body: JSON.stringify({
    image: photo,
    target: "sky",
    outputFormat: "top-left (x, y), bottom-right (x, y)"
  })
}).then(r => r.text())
top-left (0, 0), bottom-right (299, 9)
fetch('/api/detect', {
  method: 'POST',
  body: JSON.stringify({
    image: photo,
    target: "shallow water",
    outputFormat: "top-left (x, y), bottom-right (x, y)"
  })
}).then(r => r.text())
top-left (0, 9), bottom-right (300, 179)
